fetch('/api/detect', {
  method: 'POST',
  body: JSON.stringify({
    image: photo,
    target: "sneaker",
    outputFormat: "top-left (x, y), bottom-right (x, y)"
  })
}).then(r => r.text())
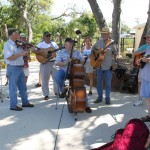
top-left (94, 99), bottom-right (102, 103)
top-left (105, 101), bottom-right (111, 105)
top-left (18, 93), bottom-right (21, 97)
top-left (59, 92), bottom-right (66, 98)
top-left (5, 82), bottom-right (8, 86)
top-left (44, 96), bottom-right (49, 100)
top-left (88, 91), bottom-right (92, 96)
top-left (10, 106), bottom-right (23, 111)
top-left (85, 107), bottom-right (92, 113)
top-left (134, 100), bottom-right (143, 106)
top-left (35, 83), bottom-right (41, 87)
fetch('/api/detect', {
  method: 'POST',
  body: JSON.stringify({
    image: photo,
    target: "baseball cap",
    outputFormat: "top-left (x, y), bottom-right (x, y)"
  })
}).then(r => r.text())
top-left (43, 31), bottom-right (51, 36)
top-left (20, 33), bottom-right (26, 37)
top-left (65, 38), bottom-right (74, 43)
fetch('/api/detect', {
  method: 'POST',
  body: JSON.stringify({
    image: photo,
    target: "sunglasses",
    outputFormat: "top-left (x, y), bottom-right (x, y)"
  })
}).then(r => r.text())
top-left (45, 35), bottom-right (50, 37)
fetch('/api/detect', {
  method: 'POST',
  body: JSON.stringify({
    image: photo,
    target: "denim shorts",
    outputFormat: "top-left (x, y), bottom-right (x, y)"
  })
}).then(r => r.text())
top-left (140, 79), bottom-right (150, 98)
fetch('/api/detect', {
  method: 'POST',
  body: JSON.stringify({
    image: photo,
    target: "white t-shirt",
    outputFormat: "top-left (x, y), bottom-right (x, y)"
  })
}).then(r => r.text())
top-left (37, 41), bottom-right (58, 49)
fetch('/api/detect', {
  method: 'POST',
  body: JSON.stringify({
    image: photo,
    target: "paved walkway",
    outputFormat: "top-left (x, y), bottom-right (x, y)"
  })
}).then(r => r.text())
top-left (0, 61), bottom-right (148, 150)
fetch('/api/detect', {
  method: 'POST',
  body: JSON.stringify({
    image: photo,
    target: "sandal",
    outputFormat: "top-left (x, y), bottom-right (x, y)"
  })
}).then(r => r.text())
top-left (141, 116), bottom-right (150, 122)
top-left (88, 91), bottom-right (92, 96)
top-left (35, 83), bottom-right (41, 87)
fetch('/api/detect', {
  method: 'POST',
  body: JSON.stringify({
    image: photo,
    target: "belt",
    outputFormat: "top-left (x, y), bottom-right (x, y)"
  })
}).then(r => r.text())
top-left (49, 60), bottom-right (55, 62)
top-left (15, 66), bottom-right (23, 67)
top-left (8, 65), bottom-right (23, 67)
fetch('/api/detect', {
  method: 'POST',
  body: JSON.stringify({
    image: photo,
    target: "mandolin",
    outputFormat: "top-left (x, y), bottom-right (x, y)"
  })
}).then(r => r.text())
top-left (36, 47), bottom-right (64, 64)
top-left (90, 41), bottom-right (117, 69)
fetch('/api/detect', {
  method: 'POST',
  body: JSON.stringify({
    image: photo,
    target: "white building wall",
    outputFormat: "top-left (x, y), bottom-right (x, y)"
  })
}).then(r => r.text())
top-left (134, 23), bottom-right (145, 51)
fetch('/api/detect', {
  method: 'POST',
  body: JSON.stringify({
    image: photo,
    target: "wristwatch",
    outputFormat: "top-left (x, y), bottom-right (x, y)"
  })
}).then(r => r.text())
top-left (37, 47), bottom-right (40, 50)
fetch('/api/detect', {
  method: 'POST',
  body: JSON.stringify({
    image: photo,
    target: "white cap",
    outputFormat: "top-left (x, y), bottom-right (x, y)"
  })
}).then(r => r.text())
top-left (20, 33), bottom-right (26, 37)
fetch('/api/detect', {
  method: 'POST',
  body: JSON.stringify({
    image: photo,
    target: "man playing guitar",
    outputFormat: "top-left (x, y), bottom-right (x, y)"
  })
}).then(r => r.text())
top-left (91, 27), bottom-right (118, 105)
top-left (32, 31), bottom-right (58, 100)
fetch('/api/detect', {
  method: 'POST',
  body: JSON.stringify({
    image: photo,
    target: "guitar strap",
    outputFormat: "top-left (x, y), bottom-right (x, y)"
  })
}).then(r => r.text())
top-left (49, 41), bottom-right (56, 62)
top-left (104, 39), bottom-right (111, 49)
top-left (97, 39), bottom-right (111, 53)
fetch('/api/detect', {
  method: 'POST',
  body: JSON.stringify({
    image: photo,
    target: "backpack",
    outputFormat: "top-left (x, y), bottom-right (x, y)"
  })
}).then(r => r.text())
top-left (92, 118), bottom-right (149, 150)
top-left (127, 67), bottom-right (139, 93)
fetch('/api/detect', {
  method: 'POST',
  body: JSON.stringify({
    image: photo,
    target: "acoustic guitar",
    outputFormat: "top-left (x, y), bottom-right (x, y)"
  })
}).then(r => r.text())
top-left (137, 54), bottom-right (150, 68)
top-left (90, 41), bottom-right (117, 69)
top-left (133, 53), bottom-right (145, 67)
top-left (36, 47), bottom-right (64, 64)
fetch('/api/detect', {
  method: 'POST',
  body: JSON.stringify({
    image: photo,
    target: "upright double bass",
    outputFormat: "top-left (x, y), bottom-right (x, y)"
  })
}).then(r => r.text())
top-left (65, 41), bottom-right (86, 119)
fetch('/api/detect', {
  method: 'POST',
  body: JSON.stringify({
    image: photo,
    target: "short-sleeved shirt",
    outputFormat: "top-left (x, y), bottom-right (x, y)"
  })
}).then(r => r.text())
top-left (91, 38), bottom-right (118, 70)
top-left (55, 48), bottom-right (84, 71)
top-left (3, 39), bottom-right (24, 66)
top-left (140, 45), bottom-right (150, 81)
top-left (37, 41), bottom-right (58, 49)
top-left (37, 41), bottom-right (59, 61)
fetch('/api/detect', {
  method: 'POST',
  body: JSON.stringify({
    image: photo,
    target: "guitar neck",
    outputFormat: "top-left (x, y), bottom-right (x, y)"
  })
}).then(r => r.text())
top-left (49, 47), bottom-right (65, 54)
top-left (96, 41), bottom-right (117, 59)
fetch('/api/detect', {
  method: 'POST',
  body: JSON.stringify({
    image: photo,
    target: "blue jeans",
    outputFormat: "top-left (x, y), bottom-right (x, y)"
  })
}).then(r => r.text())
top-left (54, 69), bottom-right (89, 106)
top-left (96, 68), bottom-right (112, 101)
top-left (54, 69), bottom-right (66, 93)
top-left (7, 65), bottom-right (29, 108)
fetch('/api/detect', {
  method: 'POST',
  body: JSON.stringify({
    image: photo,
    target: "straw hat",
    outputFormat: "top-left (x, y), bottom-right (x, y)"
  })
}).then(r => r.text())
top-left (101, 27), bottom-right (111, 34)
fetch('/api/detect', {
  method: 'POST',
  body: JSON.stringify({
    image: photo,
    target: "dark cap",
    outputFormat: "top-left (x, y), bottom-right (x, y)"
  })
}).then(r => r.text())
top-left (8, 28), bottom-right (18, 36)
top-left (43, 31), bottom-right (51, 36)
top-left (65, 38), bottom-right (74, 43)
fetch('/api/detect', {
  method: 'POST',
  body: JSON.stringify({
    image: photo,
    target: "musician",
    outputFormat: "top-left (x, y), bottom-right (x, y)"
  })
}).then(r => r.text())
top-left (54, 37), bottom-right (92, 113)
top-left (91, 27), bottom-right (118, 105)
top-left (32, 31), bottom-right (58, 100)
top-left (3, 28), bottom-right (34, 111)
top-left (81, 36), bottom-right (93, 96)
top-left (137, 32), bottom-right (150, 122)
top-left (19, 33), bottom-right (30, 83)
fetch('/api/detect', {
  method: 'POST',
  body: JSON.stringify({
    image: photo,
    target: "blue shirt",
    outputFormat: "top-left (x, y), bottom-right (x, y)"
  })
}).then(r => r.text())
top-left (140, 44), bottom-right (150, 81)
top-left (136, 44), bottom-right (150, 53)
top-left (55, 48), bottom-right (84, 70)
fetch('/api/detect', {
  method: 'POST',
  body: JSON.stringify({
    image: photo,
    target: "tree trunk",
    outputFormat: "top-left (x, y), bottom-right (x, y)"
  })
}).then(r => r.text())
top-left (112, 0), bottom-right (122, 41)
top-left (23, 9), bottom-right (33, 42)
top-left (87, 0), bottom-right (107, 30)
top-left (139, 0), bottom-right (150, 46)
top-left (112, 0), bottom-right (122, 56)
